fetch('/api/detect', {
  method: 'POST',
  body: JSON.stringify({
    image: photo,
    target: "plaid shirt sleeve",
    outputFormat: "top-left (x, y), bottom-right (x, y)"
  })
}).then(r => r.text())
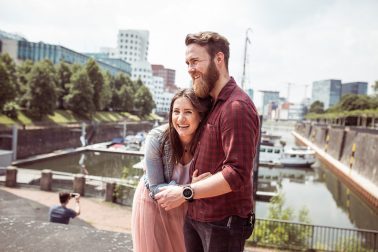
top-left (220, 100), bottom-right (259, 192)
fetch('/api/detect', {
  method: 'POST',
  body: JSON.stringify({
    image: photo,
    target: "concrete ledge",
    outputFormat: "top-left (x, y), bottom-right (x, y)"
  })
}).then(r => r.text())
top-left (293, 131), bottom-right (378, 209)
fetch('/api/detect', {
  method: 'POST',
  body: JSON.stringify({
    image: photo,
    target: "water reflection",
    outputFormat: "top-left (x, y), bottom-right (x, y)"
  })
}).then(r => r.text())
top-left (256, 156), bottom-right (378, 230)
top-left (20, 151), bottom-right (144, 182)
top-left (256, 125), bottom-right (378, 230)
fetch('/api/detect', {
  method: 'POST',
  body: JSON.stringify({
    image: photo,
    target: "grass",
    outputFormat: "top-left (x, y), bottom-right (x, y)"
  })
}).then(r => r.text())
top-left (0, 110), bottom-right (163, 127)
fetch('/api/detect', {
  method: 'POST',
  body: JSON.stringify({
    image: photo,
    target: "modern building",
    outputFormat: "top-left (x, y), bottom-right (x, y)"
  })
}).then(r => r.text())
top-left (90, 29), bottom-right (176, 114)
top-left (151, 64), bottom-right (177, 92)
top-left (152, 76), bottom-right (174, 114)
top-left (341, 82), bottom-right (368, 97)
top-left (85, 52), bottom-right (132, 76)
top-left (0, 29), bottom-right (131, 76)
top-left (259, 90), bottom-right (280, 117)
top-left (117, 30), bottom-right (149, 63)
top-left (311, 79), bottom-right (342, 109)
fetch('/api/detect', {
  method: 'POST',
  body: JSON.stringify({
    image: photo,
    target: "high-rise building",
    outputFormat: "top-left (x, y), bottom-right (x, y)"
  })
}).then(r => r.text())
top-left (117, 30), bottom-right (149, 63)
top-left (115, 30), bottom-right (153, 90)
top-left (341, 82), bottom-right (368, 96)
top-left (151, 64), bottom-right (177, 92)
top-left (259, 90), bottom-right (280, 117)
top-left (311, 79), bottom-right (342, 109)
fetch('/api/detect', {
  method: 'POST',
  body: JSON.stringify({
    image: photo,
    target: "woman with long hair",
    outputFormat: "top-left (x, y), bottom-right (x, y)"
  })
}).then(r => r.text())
top-left (131, 88), bottom-right (211, 252)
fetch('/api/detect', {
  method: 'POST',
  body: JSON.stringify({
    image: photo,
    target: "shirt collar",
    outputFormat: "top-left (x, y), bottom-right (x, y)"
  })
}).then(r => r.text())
top-left (215, 77), bottom-right (237, 102)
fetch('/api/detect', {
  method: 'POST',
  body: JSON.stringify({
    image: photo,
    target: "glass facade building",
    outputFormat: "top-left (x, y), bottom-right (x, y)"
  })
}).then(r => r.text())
top-left (341, 82), bottom-right (368, 96)
top-left (14, 40), bottom-right (131, 76)
top-left (311, 79), bottom-right (342, 109)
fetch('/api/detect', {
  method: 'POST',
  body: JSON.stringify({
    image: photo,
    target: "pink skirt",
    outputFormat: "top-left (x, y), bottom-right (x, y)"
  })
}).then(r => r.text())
top-left (131, 179), bottom-right (187, 252)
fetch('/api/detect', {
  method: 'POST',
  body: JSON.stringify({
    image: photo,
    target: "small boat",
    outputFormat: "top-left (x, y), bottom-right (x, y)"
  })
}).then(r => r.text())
top-left (279, 147), bottom-right (316, 167)
top-left (259, 145), bottom-right (316, 168)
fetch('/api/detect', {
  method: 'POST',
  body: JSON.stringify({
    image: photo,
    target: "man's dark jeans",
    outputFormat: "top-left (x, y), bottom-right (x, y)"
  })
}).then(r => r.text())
top-left (184, 215), bottom-right (254, 252)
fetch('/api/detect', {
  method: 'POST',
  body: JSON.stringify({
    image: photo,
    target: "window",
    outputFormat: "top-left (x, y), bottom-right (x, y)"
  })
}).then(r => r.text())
top-left (267, 149), bottom-right (273, 153)
top-left (274, 149), bottom-right (281, 154)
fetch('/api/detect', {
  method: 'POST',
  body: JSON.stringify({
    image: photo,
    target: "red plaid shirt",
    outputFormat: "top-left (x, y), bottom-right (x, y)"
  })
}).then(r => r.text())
top-left (188, 77), bottom-right (260, 221)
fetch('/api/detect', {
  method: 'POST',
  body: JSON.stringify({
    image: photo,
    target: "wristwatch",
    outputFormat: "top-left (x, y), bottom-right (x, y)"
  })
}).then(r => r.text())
top-left (182, 185), bottom-right (194, 202)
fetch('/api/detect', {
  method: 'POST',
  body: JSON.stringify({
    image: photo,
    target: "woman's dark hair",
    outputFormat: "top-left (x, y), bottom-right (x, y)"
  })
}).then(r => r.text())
top-left (162, 88), bottom-right (211, 164)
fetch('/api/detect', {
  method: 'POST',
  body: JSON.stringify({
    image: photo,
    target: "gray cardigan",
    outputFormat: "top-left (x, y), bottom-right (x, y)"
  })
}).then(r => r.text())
top-left (143, 124), bottom-right (177, 198)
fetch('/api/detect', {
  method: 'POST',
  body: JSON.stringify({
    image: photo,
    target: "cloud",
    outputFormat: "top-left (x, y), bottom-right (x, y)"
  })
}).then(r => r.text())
top-left (0, 0), bottom-right (377, 106)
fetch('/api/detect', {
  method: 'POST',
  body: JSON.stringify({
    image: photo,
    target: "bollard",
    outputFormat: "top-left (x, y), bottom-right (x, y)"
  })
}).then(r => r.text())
top-left (105, 182), bottom-right (116, 202)
top-left (73, 174), bottom-right (85, 196)
top-left (40, 169), bottom-right (53, 191)
top-left (5, 166), bottom-right (17, 187)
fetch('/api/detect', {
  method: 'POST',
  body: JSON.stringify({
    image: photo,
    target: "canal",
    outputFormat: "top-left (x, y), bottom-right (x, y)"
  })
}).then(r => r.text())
top-left (257, 123), bottom-right (378, 231)
top-left (19, 122), bottom-right (378, 231)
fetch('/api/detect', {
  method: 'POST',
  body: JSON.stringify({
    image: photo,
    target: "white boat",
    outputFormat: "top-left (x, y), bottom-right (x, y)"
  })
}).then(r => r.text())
top-left (259, 145), bottom-right (316, 168)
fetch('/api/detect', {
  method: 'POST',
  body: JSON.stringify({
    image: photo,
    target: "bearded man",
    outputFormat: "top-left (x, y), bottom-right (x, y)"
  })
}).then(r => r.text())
top-left (155, 31), bottom-right (260, 252)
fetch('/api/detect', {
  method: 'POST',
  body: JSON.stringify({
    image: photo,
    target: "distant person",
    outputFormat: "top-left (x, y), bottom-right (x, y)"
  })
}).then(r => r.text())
top-left (155, 31), bottom-right (260, 252)
top-left (131, 89), bottom-right (211, 252)
top-left (49, 192), bottom-right (80, 224)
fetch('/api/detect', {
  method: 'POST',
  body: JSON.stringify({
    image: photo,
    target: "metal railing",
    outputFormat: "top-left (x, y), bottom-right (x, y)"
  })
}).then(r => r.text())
top-left (249, 218), bottom-right (378, 251)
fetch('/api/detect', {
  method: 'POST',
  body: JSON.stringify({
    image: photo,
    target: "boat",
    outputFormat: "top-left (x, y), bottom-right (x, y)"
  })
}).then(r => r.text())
top-left (279, 147), bottom-right (316, 167)
top-left (259, 145), bottom-right (316, 168)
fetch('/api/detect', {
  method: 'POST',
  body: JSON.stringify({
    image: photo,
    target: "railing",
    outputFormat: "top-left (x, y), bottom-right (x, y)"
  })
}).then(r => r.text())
top-left (249, 218), bottom-right (378, 252)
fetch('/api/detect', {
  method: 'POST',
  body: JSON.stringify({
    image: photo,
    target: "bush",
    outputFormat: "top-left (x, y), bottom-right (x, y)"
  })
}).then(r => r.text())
top-left (2, 102), bottom-right (19, 119)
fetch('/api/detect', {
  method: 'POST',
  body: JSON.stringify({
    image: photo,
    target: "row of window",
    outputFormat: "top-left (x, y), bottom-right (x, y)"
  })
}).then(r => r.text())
top-left (119, 33), bottom-right (138, 38)
top-left (120, 51), bottom-right (138, 56)
top-left (119, 39), bottom-right (142, 44)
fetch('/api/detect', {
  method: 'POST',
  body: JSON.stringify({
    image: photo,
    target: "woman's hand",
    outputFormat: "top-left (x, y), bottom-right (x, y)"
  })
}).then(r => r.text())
top-left (192, 169), bottom-right (212, 183)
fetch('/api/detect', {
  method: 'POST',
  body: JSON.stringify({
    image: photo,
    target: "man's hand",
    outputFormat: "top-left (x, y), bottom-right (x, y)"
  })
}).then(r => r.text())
top-left (192, 169), bottom-right (211, 183)
top-left (155, 185), bottom-right (185, 211)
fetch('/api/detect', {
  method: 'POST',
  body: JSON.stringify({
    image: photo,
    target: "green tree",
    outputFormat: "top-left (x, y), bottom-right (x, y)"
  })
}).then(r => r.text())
top-left (64, 69), bottom-right (95, 118)
top-left (86, 59), bottom-right (105, 110)
top-left (133, 78), bottom-right (144, 93)
top-left (101, 71), bottom-right (112, 111)
top-left (0, 53), bottom-right (18, 97)
top-left (0, 62), bottom-right (17, 111)
top-left (109, 73), bottom-right (135, 112)
top-left (338, 94), bottom-right (372, 111)
top-left (56, 61), bottom-right (72, 109)
top-left (16, 60), bottom-right (33, 107)
top-left (309, 100), bottom-right (324, 113)
top-left (134, 85), bottom-right (155, 117)
top-left (24, 60), bottom-right (57, 119)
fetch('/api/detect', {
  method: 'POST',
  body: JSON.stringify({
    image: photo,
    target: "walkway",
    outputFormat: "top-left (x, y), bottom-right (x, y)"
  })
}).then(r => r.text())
top-left (0, 185), bottom-right (277, 252)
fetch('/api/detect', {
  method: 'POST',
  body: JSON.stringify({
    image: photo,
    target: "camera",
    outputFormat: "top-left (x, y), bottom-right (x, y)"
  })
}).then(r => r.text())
top-left (70, 193), bottom-right (79, 198)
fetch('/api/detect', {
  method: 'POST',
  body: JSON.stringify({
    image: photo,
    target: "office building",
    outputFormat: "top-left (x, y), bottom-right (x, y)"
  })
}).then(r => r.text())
top-left (341, 82), bottom-right (368, 96)
top-left (311, 79), bottom-right (342, 109)
top-left (259, 90), bottom-right (280, 117)
top-left (151, 64), bottom-right (177, 92)
top-left (0, 29), bottom-right (131, 76)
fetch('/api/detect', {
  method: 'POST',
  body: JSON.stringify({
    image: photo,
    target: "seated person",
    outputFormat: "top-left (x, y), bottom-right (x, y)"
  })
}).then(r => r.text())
top-left (49, 192), bottom-right (80, 224)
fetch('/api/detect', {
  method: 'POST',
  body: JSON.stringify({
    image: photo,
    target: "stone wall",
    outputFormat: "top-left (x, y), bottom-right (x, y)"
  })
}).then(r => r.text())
top-left (0, 121), bottom-right (155, 159)
top-left (296, 123), bottom-right (378, 188)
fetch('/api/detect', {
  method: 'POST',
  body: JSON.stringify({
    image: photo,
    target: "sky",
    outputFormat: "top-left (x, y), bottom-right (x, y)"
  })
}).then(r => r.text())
top-left (1, 0), bottom-right (377, 108)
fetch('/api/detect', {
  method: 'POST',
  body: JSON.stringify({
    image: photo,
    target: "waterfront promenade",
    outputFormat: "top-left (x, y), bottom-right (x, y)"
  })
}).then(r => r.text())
top-left (0, 185), bottom-right (271, 252)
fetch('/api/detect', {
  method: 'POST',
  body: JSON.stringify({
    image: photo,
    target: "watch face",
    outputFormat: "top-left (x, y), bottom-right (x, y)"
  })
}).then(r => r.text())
top-left (183, 187), bottom-right (193, 199)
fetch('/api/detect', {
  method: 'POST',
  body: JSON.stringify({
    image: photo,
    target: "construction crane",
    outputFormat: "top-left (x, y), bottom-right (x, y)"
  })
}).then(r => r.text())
top-left (241, 28), bottom-right (252, 90)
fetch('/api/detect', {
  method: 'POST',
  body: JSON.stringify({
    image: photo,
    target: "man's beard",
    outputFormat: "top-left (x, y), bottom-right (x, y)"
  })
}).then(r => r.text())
top-left (193, 60), bottom-right (219, 98)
